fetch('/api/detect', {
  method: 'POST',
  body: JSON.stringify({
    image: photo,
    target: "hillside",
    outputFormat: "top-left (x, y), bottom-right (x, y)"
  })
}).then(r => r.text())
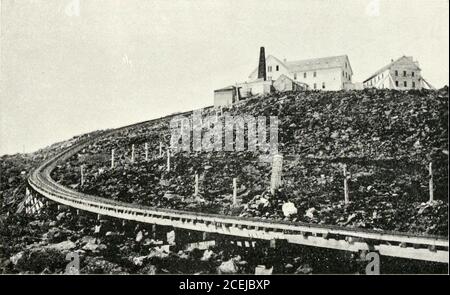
top-left (51, 88), bottom-right (449, 236)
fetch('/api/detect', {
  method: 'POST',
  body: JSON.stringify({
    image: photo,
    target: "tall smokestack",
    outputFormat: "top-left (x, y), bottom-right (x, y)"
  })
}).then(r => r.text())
top-left (257, 47), bottom-right (266, 81)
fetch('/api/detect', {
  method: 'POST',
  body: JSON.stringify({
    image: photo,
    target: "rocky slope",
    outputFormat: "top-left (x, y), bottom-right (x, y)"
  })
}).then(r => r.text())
top-left (50, 88), bottom-right (448, 236)
top-left (1, 88), bottom-right (448, 274)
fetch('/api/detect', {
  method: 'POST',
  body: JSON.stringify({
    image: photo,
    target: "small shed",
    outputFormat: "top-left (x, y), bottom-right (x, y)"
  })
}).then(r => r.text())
top-left (273, 74), bottom-right (308, 92)
top-left (214, 86), bottom-right (239, 107)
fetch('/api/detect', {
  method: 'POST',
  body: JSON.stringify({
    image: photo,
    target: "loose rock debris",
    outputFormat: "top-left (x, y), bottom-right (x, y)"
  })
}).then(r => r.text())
top-left (1, 88), bottom-right (448, 274)
top-left (51, 88), bottom-right (448, 236)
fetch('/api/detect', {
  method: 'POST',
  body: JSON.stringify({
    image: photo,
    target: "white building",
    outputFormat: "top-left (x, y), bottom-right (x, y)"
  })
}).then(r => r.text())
top-left (247, 54), bottom-right (354, 91)
top-left (363, 56), bottom-right (434, 90)
top-left (213, 48), bottom-right (354, 107)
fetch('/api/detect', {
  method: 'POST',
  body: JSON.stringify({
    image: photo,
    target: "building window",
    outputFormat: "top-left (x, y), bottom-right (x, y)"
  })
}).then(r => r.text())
top-left (412, 81), bottom-right (416, 88)
top-left (322, 82), bottom-right (325, 89)
top-left (304, 72), bottom-right (307, 78)
top-left (313, 71), bottom-right (317, 77)
top-left (276, 65), bottom-right (279, 71)
top-left (395, 81), bottom-right (399, 87)
top-left (395, 70), bottom-right (398, 76)
top-left (345, 62), bottom-right (347, 69)
top-left (404, 81), bottom-right (407, 87)
top-left (313, 83), bottom-right (317, 89)
top-left (342, 70), bottom-right (345, 77)
top-left (268, 76), bottom-right (272, 81)
top-left (268, 66), bottom-right (272, 72)
top-left (403, 71), bottom-right (406, 77)
top-left (294, 73), bottom-right (297, 80)
top-left (412, 72), bottom-right (415, 77)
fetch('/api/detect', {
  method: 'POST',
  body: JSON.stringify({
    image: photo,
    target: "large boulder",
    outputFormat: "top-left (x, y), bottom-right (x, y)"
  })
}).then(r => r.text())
top-left (217, 259), bottom-right (239, 274)
top-left (282, 202), bottom-right (298, 217)
top-left (45, 240), bottom-right (77, 252)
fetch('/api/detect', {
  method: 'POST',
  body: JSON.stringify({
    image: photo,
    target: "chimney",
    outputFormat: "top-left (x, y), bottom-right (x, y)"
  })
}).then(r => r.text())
top-left (257, 47), bottom-right (266, 81)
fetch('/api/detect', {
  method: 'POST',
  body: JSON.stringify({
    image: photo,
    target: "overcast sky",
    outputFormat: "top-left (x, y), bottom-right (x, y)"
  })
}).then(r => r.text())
top-left (1, 0), bottom-right (449, 155)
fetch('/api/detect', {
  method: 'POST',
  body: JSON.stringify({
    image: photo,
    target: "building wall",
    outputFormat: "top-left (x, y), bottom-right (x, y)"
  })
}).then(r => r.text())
top-left (214, 90), bottom-right (234, 107)
top-left (364, 69), bottom-right (391, 89)
top-left (364, 68), bottom-right (422, 90)
top-left (249, 56), bottom-right (290, 81)
top-left (273, 77), bottom-right (293, 92)
top-left (344, 82), bottom-right (364, 90)
top-left (363, 57), bottom-right (423, 90)
top-left (389, 67), bottom-right (422, 90)
top-left (292, 67), bottom-right (346, 91)
top-left (238, 80), bottom-right (272, 97)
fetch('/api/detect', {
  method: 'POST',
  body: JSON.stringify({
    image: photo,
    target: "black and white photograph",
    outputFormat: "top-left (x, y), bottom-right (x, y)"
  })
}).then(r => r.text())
top-left (0, 0), bottom-right (449, 281)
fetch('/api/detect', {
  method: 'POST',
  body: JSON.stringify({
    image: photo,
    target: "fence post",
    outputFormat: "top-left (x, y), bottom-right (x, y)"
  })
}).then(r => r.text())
top-left (270, 154), bottom-right (283, 195)
top-left (429, 162), bottom-right (434, 202)
top-left (159, 142), bottom-right (163, 157)
top-left (343, 164), bottom-right (349, 204)
top-left (131, 144), bottom-right (135, 163)
top-left (80, 165), bottom-right (84, 186)
top-left (167, 149), bottom-right (171, 172)
top-left (194, 174), bottom-right (199, 196)
top-left (145, 143), bottom-right (149, 161)
top-left (111, 149), bottom-right (115, 169)
top-left (233, 178), bottom-right (237, 205)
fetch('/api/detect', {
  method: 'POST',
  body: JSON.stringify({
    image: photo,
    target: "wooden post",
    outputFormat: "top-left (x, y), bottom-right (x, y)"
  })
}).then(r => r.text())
top-left (194, 174), bottom-right (199, 196)
top-left (151, 224), bottom-right (156, 239)
top-left (80, 165), bottom-right (84, 186)
top-left (145, 143), bottom-right (149, 161)
top-left (233, 178), bottom-right (237, 205)
top-left (159, 142), bottom-right (163, 157)
top-left (343, 164), bottom-right (349, 204)
top-left (131, 144), bottom-right (135, 163)
top-left (270, 154), bottom-right (283, 195)
top-left (167, 149), bottom-right (171, 172)
top-left (111, 149), bottom-right (115, 169)
top-left (202, 232), bottom-right (209, 241)
top-left (429, 162), bottom-right (434, 202)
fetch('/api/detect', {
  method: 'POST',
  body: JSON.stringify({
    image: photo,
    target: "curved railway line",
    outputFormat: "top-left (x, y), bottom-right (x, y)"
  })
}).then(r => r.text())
top-left (27, 114), bottom-right (449, 264)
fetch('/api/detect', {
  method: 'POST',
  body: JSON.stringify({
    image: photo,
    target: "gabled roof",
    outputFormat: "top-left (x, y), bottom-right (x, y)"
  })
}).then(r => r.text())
top-left (274, 74), bottom-right (308, 87)
top-left (286, 55), bottom-right (352, 74)
top-left (363, 56), bottom-right (421, 83)
top-left (275, 74), bottom-right (294, 82)
top-left (248, 54), bottom-right (352, 78)
top-left (248, 55), bottom-right (290, 78)
top-left (214, 85), bottom-right (236, 92)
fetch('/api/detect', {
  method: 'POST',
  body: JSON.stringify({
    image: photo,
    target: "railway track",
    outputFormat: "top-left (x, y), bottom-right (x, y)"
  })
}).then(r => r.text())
top-left (27, 114), bottom-right (449, 263)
